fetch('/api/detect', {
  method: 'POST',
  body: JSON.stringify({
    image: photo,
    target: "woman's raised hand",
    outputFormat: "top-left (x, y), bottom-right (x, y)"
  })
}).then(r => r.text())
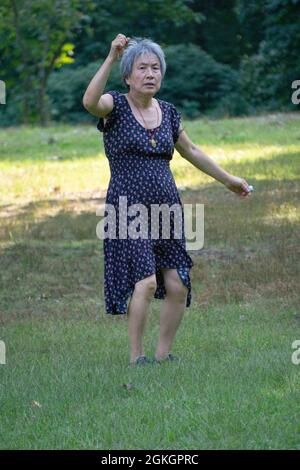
top-left (108, 34), bottom-right (130, 62)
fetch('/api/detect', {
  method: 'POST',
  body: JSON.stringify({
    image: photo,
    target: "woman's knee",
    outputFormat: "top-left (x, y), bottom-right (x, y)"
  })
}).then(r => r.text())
top-left (134, 274), bottom-right (157, 299)
top-left (163, 270), bottom-right (188, 302)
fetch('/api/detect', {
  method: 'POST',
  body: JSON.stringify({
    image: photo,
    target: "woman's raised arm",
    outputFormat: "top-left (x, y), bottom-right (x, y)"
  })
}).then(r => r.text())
top-left (82, 34), bottom-right (130, 118)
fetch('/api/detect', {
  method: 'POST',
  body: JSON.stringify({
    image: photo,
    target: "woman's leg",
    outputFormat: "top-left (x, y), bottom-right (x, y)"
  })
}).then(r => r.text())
top-left (127, 274), bottom-right (157, 363)
top-left (155, 268), bottom-right (188, 361)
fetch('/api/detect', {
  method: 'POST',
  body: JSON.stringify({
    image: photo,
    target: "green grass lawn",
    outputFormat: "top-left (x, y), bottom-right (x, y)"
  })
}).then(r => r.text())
top-left (0, 112), bottom-right (299, 449)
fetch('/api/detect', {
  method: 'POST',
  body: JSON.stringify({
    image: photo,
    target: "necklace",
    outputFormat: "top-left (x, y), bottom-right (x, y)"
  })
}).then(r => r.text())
top-left (127, 95), bottom-right (160, 148)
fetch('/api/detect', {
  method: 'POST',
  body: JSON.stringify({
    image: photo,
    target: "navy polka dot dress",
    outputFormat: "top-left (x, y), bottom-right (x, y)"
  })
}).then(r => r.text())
top-left (97, 90), bottom-right (194, 315)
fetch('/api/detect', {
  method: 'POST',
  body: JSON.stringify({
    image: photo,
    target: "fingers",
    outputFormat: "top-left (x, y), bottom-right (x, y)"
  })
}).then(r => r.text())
top-left (116, 34), bottom-right (130, 47)
top-left (241, 180), bottom-right (250, 192)
top-left (232, 187), bottom-right (251, 198)
top-left (242, 180), bottom-right (254, 194)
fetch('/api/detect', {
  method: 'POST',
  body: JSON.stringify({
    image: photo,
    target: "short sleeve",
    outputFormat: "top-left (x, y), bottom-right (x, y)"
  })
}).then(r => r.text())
top-left (96, 90), bottom-right (120, 133)
top-left (170, 104), bottom-right (182, 144)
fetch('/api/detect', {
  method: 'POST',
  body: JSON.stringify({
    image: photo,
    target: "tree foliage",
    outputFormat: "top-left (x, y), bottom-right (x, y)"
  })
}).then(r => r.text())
top-left (0, 0), bottom-right (299, 126)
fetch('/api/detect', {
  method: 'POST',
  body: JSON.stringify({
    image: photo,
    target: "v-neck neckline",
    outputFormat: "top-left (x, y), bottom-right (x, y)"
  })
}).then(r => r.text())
top-left (122, 93), bottom-right (164, 131)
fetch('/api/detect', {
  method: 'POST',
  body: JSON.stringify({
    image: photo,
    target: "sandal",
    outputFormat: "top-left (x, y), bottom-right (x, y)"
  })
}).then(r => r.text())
top-left (153, 353), bottom-right (179, 364)
top-left (130, 355), bottom-right (154, 365)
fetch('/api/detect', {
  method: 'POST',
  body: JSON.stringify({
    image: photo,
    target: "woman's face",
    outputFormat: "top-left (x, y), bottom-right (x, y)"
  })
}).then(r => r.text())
top-left (126, 52), bottom-right (162, 96)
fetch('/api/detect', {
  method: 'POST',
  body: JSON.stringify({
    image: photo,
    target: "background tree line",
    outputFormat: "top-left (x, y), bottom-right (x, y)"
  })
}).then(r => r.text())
top-left (0, 0), bottom-right (299, 127)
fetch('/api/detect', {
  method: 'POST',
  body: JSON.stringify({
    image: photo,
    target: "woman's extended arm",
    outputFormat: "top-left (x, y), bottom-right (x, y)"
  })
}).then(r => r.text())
top-left (175, 129), bottom-right (252, 197)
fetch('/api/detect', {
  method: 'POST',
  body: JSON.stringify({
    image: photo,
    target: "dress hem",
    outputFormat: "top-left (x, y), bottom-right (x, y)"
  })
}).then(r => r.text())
top-left (104, 263), bottom-right (193, 316)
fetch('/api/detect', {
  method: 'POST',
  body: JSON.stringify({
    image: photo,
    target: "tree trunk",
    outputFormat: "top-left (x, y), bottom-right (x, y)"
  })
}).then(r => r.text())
top-left (38, 85), bottom-right (47, 127)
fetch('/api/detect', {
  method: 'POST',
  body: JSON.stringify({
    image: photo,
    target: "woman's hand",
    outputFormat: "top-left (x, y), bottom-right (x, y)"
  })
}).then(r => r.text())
top-left (108, 34), bottom-right (130, 62)
top-left (224, 175), bottom-right (252, 198)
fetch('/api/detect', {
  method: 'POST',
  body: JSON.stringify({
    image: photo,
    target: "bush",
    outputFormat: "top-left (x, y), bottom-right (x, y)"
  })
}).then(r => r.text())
top-left (159, 43), bottom-right (240, 117)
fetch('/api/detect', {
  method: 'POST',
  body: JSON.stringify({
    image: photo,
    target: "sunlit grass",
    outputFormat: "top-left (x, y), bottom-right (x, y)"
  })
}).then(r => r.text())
top-left (1, 112), bottom-right (299, 204)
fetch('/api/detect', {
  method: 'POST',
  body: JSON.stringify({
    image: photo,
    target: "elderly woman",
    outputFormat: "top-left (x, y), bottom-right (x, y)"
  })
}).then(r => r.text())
top-left (83, 34), bottom-right (252, 366)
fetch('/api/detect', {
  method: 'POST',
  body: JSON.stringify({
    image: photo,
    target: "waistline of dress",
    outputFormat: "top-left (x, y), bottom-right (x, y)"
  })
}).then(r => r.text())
top-left (108, 157), bottom-right (171, 172)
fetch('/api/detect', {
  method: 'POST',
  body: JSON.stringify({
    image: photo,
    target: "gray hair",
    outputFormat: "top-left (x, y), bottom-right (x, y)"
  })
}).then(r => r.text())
top-left (120, 37), bottom-right (166, 89)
